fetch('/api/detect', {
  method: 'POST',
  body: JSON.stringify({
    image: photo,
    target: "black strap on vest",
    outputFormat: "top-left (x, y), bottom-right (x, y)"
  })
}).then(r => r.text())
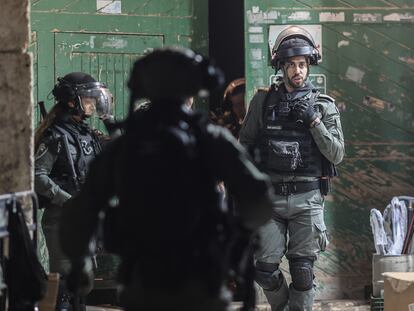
top-left (261, 85), bottom-right (280, 128)
top-left (53, 124), bottom-right (82, 178)
top-left (53, 123), bottom-right (100, 181)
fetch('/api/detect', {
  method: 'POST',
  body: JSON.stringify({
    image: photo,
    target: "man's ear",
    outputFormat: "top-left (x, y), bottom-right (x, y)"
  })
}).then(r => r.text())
top-left (68, 101), bottom-right (75, 108)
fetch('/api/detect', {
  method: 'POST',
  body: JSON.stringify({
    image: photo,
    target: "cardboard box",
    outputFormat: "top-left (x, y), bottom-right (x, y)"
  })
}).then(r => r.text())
top-left (372, 254), bottom-right (414, 297)
top-left (383, 272), bottom-right (414, 311)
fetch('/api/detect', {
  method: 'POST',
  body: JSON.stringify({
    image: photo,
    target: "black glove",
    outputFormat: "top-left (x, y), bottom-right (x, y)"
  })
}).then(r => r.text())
top-left (66, 257), bottom-right (94, 296)
top-left (294, 101), bottom-right (317, 127)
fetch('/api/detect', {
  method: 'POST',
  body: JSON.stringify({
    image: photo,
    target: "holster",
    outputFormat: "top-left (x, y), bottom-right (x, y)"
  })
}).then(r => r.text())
top-left (320, 177), bottom-right (331, 196)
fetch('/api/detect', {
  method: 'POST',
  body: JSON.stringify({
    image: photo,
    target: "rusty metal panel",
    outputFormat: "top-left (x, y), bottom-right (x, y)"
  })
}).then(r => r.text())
top-left (245, 1), bottom-right (414, 299)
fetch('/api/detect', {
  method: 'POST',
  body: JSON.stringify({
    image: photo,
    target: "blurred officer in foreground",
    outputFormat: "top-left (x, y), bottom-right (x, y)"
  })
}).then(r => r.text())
top-left (34, 72), bottom-right (113, 310)
top-left (59, 47), bottom-right (274, 311)
top-left (240, 26), bottom-right (344, 311)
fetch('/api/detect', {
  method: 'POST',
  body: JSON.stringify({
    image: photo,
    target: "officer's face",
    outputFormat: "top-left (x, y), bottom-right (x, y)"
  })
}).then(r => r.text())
top-left (81, 97), bottom-right (97, 117)
top-left (284, 56), bottom-right (308, 89)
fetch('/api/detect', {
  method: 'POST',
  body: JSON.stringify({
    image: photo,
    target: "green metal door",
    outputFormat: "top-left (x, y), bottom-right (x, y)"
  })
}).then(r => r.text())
top-left (244, 1), bottom-right (414, 300)
top-left (31, 0), bottom-right (208, 288)
top-left (55, 32), bottom-right (163, 129)
top-left (31, 0), bottom-right (208, 120)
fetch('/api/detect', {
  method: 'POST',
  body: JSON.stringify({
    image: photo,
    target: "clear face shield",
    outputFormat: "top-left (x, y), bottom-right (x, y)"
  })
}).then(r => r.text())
top-left (76, 82), bottom-right (114, 118)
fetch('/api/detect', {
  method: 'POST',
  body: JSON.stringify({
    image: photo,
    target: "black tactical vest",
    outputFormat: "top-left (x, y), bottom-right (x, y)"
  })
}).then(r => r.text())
top-left (106, 106), bottom-right (233, 291)
top-left (257, 84), bottom-right (330, 177)
top-left (49, 121), bottom-right (101, 194)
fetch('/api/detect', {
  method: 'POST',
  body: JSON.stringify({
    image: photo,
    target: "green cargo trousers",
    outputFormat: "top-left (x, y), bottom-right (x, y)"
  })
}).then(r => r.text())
top-left (42, 205), bottom-right (71, 277)
top-left (255, 189), bottom-right (328, 311)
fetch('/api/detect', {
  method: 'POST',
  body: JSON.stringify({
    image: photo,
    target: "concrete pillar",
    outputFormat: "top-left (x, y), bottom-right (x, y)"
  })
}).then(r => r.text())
top-left (0, 0), bottom-right (32, 194)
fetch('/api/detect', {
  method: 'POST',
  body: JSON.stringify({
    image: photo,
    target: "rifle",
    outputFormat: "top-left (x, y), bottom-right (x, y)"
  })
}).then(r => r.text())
top-left (38, 101), bottom-right (48, 120)
top-left (60, 133), bottom-right (81, 193)
top-left (61, 131), bottom-right (100, 273)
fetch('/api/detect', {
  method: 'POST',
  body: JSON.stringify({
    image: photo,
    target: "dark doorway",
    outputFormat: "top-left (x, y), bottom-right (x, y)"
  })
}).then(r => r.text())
top-left (208, 0), bottom-right (245, 110)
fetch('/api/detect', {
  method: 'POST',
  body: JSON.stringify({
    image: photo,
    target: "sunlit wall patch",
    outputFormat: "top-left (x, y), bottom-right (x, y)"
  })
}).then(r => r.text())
top-left (319, 12), bottom-right (345, 23)
top-left (97, 0), bottom-right (122, 14)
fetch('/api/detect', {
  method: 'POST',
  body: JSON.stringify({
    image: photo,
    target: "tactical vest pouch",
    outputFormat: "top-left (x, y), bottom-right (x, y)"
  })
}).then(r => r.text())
top-left (267, 140), bottom-right (302, 171)
top-left (320, 177), bottom-right (331, 195)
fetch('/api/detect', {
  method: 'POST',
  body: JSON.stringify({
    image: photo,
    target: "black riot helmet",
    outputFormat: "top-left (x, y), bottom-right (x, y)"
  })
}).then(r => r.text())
top-left (271, 26), bottom-right (321, 71)
top-left (52, 72), bottom-right (113, 118)
top-left (127, 47), bottom-right (224, 111)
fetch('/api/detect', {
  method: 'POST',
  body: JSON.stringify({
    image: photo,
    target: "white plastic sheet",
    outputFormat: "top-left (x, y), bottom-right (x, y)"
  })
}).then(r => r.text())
top-left (370, 196), bottom-right (414, 255)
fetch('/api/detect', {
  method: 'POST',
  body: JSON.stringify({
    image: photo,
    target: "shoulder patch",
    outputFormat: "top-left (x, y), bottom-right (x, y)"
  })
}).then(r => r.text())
top-left (317, 94), bottom-right (335, 103)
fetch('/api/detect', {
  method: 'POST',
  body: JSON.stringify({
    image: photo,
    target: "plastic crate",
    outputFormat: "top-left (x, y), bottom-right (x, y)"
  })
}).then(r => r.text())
top-left (370, 296), bottom-right (384, 311)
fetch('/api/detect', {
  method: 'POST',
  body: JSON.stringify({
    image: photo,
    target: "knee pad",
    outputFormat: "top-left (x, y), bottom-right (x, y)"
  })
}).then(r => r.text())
top-left (255, 261), bottom-right (284, 291)
top-left (289, 258), bottom-right (314, 291)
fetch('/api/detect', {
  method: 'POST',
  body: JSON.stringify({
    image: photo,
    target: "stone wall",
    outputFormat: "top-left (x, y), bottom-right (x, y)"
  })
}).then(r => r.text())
top-left (0, 0), bottom-right (32, 194)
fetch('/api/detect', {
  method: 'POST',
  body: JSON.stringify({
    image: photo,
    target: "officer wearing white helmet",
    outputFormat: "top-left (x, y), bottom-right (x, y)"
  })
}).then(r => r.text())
top-left (240, 26), bottom-right (345, 311)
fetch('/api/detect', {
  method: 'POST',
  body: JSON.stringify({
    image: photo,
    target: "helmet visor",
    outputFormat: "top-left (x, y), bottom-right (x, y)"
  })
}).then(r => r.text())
top-left (276, 46), bottom-right (314, 61)
top-left (77, 82), bottom-right (114, 117)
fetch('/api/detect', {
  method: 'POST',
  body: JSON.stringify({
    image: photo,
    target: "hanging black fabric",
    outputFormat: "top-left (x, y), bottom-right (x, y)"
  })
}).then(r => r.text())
top-left (5, 196), bottom-right (47, 310)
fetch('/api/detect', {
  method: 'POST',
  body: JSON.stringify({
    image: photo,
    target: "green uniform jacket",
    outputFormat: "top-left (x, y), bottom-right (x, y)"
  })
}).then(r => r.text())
top-left (35, 129), bottom-right (73, 207)
top-left (239, 85), bottom-right (345, 183)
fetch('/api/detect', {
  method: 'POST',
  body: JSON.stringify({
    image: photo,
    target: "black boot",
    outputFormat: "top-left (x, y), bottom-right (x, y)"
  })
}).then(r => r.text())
top-left (56, 282), bottom-right (72, 311)
top-left (70, 295), bottom-right (87, 311)
top-left (55, 292), bottom-right (71, 311)
top-left (79, 296), bottom-right (87, 311)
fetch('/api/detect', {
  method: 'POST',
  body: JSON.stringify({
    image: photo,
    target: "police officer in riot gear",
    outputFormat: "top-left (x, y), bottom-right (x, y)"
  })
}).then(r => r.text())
top-left (210, 78), bottom-right (246, 139)
top-left (34, 72), bottom-right (113, 310)
top-left (240, 26), bottom-right (345, 311)
top-left (59, 47), bottom-right (274, 311)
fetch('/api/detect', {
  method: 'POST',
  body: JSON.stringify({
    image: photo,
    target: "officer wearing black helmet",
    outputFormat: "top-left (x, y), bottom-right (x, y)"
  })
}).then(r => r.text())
top-left (240, 26), bottom-right (345, 310)
top-left (59, 47), bottom-right (274, 311)
top-left (34, 72), bottom-right (113, 310)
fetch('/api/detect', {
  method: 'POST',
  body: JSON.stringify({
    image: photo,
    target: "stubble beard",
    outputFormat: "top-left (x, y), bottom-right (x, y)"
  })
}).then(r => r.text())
top-left (289, 74), bottom-right (305, 89)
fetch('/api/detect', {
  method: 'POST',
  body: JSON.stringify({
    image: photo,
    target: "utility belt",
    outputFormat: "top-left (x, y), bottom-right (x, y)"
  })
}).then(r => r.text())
top-left (272, 180), bottom-right (325, 196)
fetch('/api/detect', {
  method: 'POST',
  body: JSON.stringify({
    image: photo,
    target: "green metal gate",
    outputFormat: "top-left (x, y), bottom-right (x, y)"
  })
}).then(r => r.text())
top-left (244, 0), bottom-right (414, 299)
top-left (31, 0), bottom-right (208, 122)
top-left (54, 32), bottom-right (163, 130)
top-left (31, 0), bottom-right (208, 285)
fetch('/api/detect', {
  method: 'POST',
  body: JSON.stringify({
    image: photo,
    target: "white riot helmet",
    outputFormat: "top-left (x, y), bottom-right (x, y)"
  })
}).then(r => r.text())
top-left (271, 26), bottom-right (321, 71)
